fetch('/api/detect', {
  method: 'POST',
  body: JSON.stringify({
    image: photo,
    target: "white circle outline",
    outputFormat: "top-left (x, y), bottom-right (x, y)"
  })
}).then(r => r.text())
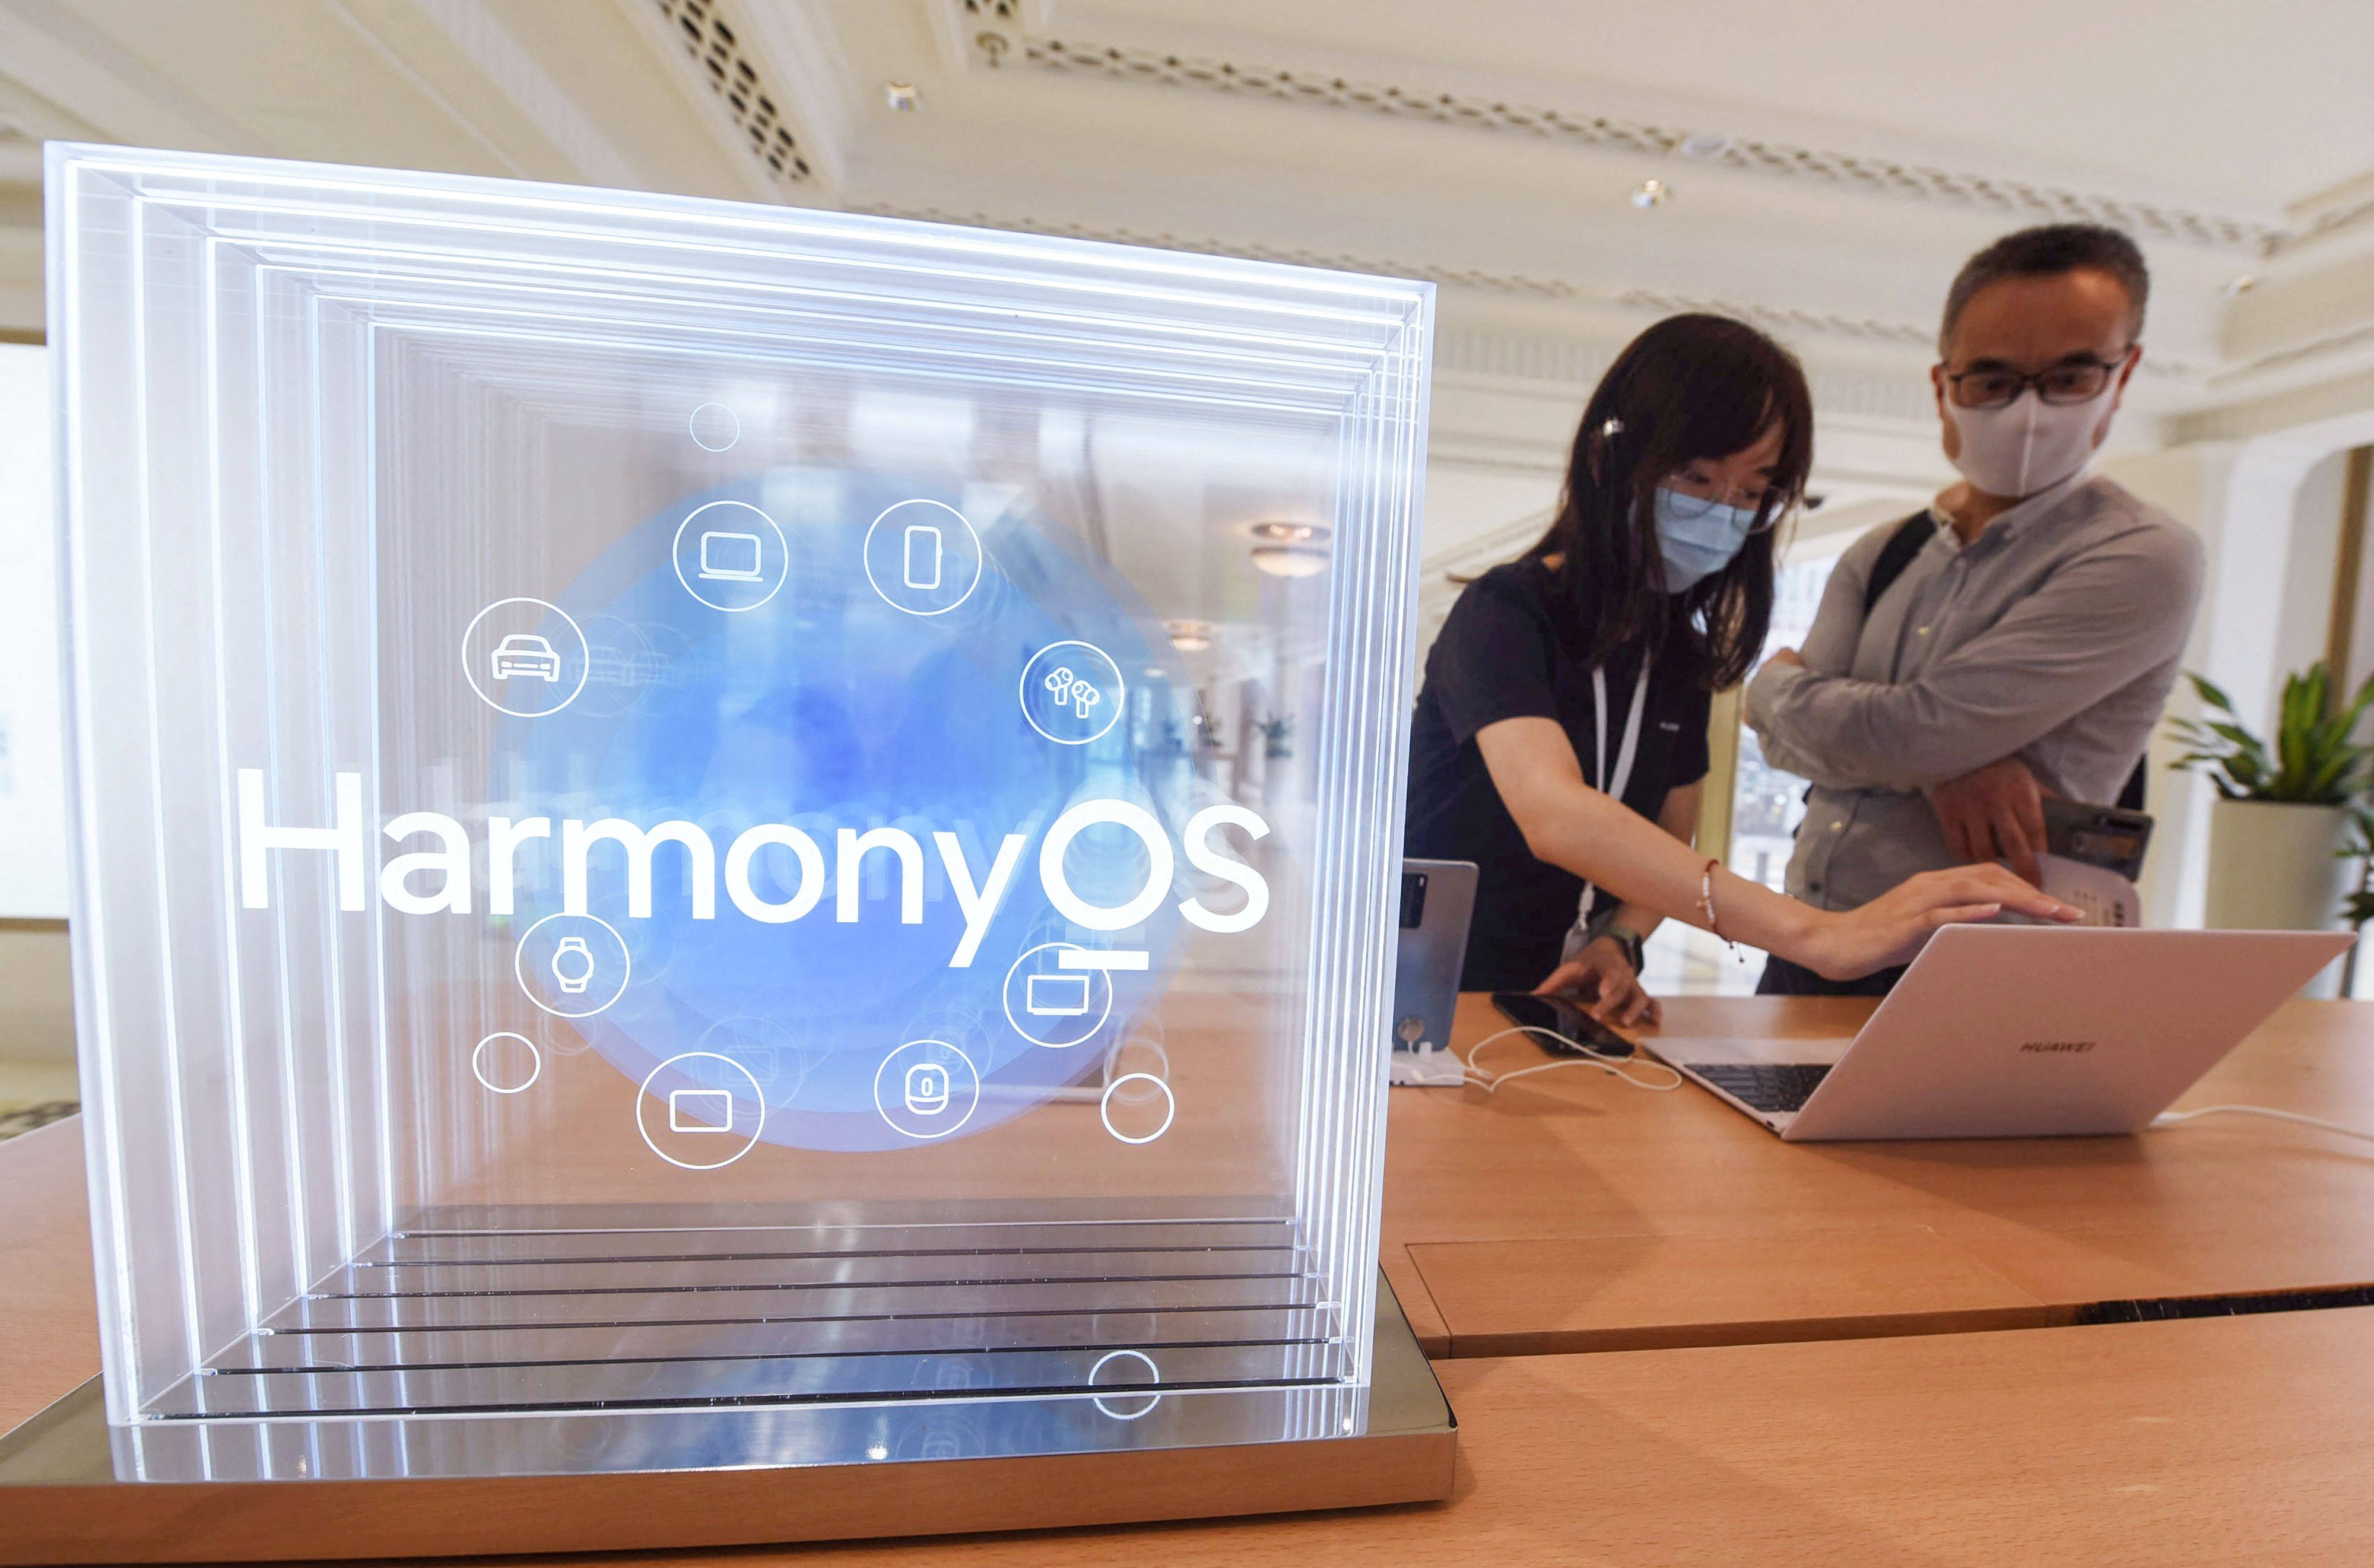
top-left (672, 500), bottom-right (789, 612)
top-left (871, 1039), bottom-right (981, 1141)
top-left (688, 403), bottom-right (740, 451)
top-left (461, 598), bottom-right (589, 718)
top-left (471, 1031), bottom-right (542, 1096)
top-left (1105, 1039), bottom-right (1172, 1100)
top-left (635, 1050), bottom-right (768, 1171)
top-left (861, 499), bottom-right (983, 617)
top-left (1001, 942), bottom-right (1115, 1049)
top-left (512, 912), bottom-right (633, 1019)
top-left (1099, 1074), bottom-right (1176, 1145)
top-left (1018, 641), bottom-right (1126, 746)
top-left (1088, 1348), bottom-right (1163, 1420)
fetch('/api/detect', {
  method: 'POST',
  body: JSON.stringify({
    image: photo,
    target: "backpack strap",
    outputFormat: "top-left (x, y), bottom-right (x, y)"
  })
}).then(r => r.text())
top-left (1861, 510), bottom-right (1939, 617)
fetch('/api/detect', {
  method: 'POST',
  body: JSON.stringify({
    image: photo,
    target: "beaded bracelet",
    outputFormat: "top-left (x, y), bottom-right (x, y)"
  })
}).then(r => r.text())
top-left (1699, 857), bottom-right (1740, 957)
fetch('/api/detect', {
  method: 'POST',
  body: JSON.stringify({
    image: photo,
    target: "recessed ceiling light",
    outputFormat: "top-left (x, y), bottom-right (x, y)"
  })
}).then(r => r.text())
top-left (1248, 520), bottom-right (1331, 577)
top-left (1164, 620), bottom-right (1214, 652)
top-left (1630, 178), bottom-right (1670, 209)
top-left (1252, 546), bottom-right (1329, 579)
top-left (884, 82), bottom-right (921, 112)
top-left (2224, 274), bottom-right (2258, 297)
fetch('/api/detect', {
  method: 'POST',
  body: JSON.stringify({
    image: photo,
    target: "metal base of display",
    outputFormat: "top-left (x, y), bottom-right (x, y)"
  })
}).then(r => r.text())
top-left (0, 1275), bottom-right (1453, 1564)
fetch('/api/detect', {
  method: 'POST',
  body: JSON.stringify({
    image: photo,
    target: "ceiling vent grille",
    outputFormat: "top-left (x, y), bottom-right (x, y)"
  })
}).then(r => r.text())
top-left (655, 0), bottom-right (812, 186)
top-left (995, 34), bottom-right (2282, 253)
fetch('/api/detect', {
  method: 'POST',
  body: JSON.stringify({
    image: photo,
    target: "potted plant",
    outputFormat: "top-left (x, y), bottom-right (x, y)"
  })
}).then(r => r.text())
top-left (2336, 806), bottom-right (2374, 995)
top-left (2167, 663), bottom-right (2374, 951)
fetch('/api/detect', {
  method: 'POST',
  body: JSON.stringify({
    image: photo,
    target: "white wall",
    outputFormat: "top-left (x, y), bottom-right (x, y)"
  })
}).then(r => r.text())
top-left (0, 342), bottom-right (66, 919)
top-left (2104, 436), bottom-right (2343, 930)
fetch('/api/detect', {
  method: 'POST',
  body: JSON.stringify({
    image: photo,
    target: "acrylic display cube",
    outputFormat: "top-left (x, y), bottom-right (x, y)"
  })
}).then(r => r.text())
top-left (47, 144), bottom-right (1431, 1481)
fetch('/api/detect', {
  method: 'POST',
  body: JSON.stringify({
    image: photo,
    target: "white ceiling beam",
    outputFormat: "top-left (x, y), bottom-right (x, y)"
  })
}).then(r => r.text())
top-left (721, 0), bottom-right (853, 192)
top-left (386, 0), bottom-right (650, 188)
top-left (615, 0), bottom-right (835, 206)
top-left (0, 0), bottom-right (263, 154)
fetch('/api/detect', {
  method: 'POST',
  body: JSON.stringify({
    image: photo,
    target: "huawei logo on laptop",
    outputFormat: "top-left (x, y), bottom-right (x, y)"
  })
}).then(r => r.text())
top-left (2018, 1039), bottom-right (2097, 1054)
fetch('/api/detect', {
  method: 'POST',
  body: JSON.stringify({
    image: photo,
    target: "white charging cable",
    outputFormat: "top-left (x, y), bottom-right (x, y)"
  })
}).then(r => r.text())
top-left (1456, 1024), bottom-right (1683, 1096)
top-left (2150, 1104), bottom-right (2374, 1145)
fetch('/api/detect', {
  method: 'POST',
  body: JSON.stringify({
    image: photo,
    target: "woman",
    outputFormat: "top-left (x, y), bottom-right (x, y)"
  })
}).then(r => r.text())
top-left (1404, 315), bottom-right (2068, 1023)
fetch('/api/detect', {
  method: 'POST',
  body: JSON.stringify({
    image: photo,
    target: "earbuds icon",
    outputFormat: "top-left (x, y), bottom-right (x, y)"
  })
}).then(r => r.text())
top-left (551, 935), bottom-right (595, 995)
top-left (1043, 666), bottom-right (1102, 717)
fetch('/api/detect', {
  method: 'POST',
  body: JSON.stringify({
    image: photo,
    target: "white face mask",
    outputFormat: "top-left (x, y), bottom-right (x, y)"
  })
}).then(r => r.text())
top-left (1944, 382), bottom-right (2116, 501)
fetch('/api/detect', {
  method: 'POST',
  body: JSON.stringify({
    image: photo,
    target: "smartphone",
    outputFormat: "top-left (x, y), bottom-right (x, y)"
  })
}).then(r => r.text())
top-left (2042, 796), bottom-right (2154, 881)
top-left (1490, 992), bottom-right (1636, 1056)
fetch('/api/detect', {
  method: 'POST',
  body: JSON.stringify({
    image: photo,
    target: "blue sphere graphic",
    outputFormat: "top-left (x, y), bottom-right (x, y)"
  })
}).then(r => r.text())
top-left (494, 465), bottom-right (1192, 1151)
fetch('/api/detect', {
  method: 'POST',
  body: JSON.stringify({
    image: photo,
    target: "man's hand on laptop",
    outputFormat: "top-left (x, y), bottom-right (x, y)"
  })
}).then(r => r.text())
top-left (1793, 864), bottom-right (2079, 980)
top-left (1927, 756), bottom-right (2048, 885)
top-left (1533, 935), bottom-right (1661, 1029)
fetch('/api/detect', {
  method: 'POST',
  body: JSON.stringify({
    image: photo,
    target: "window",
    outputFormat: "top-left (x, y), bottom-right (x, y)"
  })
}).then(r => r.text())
top-left (1729, 553), bottom-right (1840, 893)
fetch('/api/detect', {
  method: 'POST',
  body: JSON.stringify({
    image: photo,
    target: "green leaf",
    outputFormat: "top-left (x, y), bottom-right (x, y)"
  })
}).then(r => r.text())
top-left (2186, 671), bottom-right (2238, 715)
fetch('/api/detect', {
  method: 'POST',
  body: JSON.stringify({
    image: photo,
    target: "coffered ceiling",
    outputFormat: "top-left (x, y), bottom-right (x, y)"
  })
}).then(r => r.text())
top-left (3, 0), bottom-right (2369, 608)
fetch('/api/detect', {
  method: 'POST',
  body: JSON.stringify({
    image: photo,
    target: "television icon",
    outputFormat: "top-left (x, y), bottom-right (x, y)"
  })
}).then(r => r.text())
top-left (697, 529), bottom-right (764, 582)
top-left (1026, 973), bottom-right (1092, 1018)
top-left (668, 1087), bottom-right (735, 1134)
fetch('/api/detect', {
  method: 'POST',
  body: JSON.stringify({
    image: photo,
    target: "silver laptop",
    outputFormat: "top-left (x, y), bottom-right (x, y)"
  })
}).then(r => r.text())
top-left (1392, 859), bottom-right (1475, 1054)
top-left (1649, 925), bottom-right (2353, 1141)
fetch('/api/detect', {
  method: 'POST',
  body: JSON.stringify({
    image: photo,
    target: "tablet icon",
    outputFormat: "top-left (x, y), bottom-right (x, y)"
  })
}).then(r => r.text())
top-left (669, 1087), bottom-right (735, 1133)
top-left (635, 1052), bottom-right (768, 1170)
top-left (698, 530), bottom-right (764, 582)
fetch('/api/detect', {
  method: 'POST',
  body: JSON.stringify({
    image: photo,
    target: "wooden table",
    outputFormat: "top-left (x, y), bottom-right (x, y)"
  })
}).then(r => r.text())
top-left (1383, 995), bottom-right (2374, 1358)
top-left (13, 1075), bottom-right (2374, 1563)
top-left (510, 1306), bottom-right (2374, 1567)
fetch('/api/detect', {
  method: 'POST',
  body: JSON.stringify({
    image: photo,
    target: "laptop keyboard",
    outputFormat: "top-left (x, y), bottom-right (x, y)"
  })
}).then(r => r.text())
top-left (1684, 1062), bottom-right (1833, 1115)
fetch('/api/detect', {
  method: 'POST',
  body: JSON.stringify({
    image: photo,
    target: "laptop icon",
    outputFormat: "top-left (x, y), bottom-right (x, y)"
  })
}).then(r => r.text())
top-left (698, 530), bottom-right (764, 582)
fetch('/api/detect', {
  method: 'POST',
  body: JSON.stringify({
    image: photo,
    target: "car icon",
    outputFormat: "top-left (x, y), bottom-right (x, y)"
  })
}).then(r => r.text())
top-left (490, 633), bottom-right (562, 683)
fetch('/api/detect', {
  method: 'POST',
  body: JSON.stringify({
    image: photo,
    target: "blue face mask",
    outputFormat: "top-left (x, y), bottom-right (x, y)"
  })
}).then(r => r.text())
top-left (1653, 486), bottom-right (1761, 594)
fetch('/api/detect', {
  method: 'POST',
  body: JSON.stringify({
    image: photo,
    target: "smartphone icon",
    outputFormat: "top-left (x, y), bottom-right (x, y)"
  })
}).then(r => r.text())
top-left (903, 523), bottom-right (942, 590)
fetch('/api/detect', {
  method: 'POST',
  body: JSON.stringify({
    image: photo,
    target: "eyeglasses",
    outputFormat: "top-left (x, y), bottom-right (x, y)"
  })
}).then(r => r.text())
top-left (1662, 478), bottom-right (1782, 531)
top-left (1943, 347), bottom-right (2135, 411)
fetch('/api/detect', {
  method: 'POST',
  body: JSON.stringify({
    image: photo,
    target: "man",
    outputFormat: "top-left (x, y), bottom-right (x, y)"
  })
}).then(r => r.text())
top-left (1744, 223), bottom-right (2204, 995)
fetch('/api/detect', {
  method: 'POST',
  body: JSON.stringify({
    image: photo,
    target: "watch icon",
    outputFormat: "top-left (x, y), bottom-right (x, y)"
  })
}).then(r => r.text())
top-left (551, 935), bottom-right (596, 995)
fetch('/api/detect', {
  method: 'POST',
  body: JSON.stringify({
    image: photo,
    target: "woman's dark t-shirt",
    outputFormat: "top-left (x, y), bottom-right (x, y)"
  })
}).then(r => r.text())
top-left (1404, 560), bottom-right (1712, 993)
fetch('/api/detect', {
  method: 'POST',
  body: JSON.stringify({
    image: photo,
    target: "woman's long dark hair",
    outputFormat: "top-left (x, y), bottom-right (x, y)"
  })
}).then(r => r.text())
top-left (1522, 315), bottom-right (1814, 690)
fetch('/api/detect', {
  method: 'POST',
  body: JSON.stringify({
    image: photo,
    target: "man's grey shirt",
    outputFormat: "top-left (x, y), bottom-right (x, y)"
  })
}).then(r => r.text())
top-left (1745, 472), bottom-right (2204, 912)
